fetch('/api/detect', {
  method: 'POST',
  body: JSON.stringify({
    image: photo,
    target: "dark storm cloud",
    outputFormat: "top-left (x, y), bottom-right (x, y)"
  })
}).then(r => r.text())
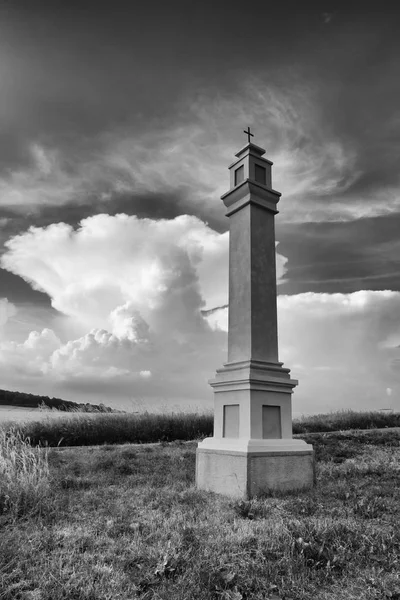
top-left (0, 0), bottom-right (266, 164)
top-left (3, 0), bottom-right (397, 160)
top-left (0, 188), bottom-right (224, 237)
top-left (312, 37), bottom-right (400, 203)
top-left (99, 193), bottom-right (224, 232)
top-left (1, 0), bottom-right (400, 207)
top-left (277, 213), bottom-right (400, 295)
top-left (8, 192), bottom-right (187, 232)
top-left (0, 268), bottom-right (51, 307)
top-left (0, 3), bottom-right (190, 175)
top-left (1, 0), bottom-right (400, 304)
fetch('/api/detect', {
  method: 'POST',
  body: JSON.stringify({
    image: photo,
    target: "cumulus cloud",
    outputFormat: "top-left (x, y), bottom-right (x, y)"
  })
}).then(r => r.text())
top-left (2, 213), bottom-right (400, 413)
top-left (1, 214), bottom-right (227, 328)
top-left (49, 328), bottom-right (148, 379)
top-left (0, 214), bottom-right (230, 400)
top-left (0, 327), bottom-right (61, 376)
top-left (109, 304), bottom-right (150, 342)
top-left (0, 212), bottom-right (287, 330)
top-left (0, 213), bottom-right (288, 404)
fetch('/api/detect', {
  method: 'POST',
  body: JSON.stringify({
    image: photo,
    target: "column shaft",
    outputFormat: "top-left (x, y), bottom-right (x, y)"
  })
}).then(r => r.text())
top-left (228, 201), bottom-right (279, 364)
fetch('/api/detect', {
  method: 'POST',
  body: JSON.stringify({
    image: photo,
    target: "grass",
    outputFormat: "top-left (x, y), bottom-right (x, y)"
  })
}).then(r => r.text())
top-left (1, 409), bottom-right (399, 448)
top-left (0, 410), bottom-right (214, 447)
top-left (0, 428), bottom-right (400, 599)
top-left (292, 410), bottom-right (400, 434)
top-left (0, 428), bottom-right (50, 521)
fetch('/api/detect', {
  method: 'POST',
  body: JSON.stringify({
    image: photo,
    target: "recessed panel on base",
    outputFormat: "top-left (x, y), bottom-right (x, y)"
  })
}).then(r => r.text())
top-left (223, 404), bottom-right (240, 438)
top-left (262, 405), bottom-right (282, 439)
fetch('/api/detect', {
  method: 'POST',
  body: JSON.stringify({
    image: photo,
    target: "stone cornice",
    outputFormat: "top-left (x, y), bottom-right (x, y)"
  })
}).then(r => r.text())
top-left (221, 180), bottom-right (281, 217)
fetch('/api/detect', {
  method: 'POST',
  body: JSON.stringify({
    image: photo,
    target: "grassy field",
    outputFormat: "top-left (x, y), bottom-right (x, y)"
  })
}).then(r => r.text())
top-left (0, 409), bottom-right (399, 447)
top-left (1, 424), bottom-right (400, 599)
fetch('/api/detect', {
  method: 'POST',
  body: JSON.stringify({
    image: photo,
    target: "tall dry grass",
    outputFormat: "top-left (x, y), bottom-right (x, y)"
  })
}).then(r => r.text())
top-left (0, 410), bottom-right (214, 447)
top-left (0, 427), bottom-right (50, 519)
top-left (292, 409), bottom-right (400, 434)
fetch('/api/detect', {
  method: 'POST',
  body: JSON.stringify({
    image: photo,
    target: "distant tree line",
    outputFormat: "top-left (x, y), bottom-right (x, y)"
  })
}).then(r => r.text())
top-left (0, 388), bottom-right (119, 413)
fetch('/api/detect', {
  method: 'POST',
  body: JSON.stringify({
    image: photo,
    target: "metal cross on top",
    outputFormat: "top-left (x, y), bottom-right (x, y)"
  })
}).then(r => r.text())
top-left (243, 126), bottom-right (254, 144)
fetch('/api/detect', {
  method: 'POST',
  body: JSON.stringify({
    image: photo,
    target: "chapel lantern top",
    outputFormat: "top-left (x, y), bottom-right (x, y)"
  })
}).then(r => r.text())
top-left (227, 127), bottom-right (273, 190)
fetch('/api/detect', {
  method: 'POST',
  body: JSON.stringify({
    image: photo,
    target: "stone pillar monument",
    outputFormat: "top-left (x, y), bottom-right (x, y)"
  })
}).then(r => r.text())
top-left (196, 131), bottom-right (314, 499)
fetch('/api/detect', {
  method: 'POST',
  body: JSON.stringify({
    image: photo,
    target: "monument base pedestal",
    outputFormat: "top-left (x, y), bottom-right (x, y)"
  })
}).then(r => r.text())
top-left (196, 438), bottom-right (314, 500)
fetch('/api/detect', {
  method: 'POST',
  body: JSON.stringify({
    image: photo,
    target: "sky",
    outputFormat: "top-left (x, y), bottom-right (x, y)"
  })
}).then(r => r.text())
top-left (1, 0), bottom-right (400, 415)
